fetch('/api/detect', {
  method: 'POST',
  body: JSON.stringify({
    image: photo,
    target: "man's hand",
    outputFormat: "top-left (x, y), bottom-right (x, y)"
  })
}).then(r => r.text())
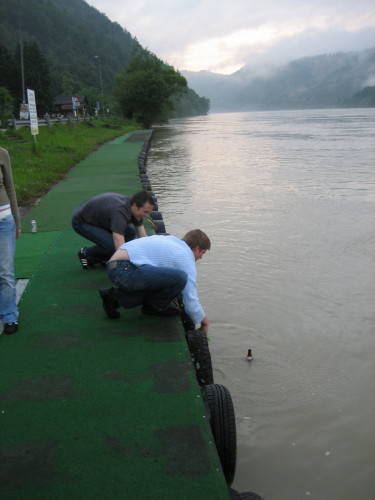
top-left (16, 227), bottom-right (22, 240)
top-left (112, 232), bottom-right (125, 249)
top-left (136, 225), bottom-right (148, 238)
top-left (200, 317), bottom-right (209, 333)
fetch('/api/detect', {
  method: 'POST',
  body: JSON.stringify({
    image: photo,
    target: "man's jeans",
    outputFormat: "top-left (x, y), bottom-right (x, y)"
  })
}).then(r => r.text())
top-left (0, 214), bottom-right (18, 324)
top-left (72, 217), bottom-right (136, 263)
top-left (107, 260), bottom-right (187, 310)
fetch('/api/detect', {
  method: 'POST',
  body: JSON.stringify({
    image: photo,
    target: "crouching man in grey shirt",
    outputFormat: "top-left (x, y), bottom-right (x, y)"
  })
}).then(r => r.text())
top-left (72, 190), bottom-right (154, 269)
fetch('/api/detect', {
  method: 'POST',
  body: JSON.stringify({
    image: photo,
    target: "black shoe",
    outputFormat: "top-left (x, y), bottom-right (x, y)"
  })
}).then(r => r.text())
top-left (141, 303), bottom-right (181, 317)
top-left (78, 247), bottom-right (91, 270)
top-left (3, 322), bottom-right (18, 334)
top-left (99, 288), bottom-right (120, 319)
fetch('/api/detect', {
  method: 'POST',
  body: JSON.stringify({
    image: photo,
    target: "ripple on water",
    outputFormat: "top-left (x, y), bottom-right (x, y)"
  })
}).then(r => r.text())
top-left (148, 109), bottom-right (375, 500)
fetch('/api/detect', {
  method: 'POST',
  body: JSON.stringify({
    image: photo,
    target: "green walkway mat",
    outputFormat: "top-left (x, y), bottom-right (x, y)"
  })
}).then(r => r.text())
top-left (2, 231), bottom-right (228, 499)
top-left (1, 132), bottom-right (230, 499)
top-left (22, 135), bottom-right (150, 233)
top-left (15, 232), bottom-right (60, 278)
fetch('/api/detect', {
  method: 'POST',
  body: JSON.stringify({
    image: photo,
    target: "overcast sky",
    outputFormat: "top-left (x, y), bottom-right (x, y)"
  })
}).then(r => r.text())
top-left (87, 0), bottom-right (375, 74)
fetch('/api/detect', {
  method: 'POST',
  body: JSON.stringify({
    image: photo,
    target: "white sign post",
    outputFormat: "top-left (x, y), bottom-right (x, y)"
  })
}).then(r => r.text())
top-left (27, 89), bottom-right (39, 148)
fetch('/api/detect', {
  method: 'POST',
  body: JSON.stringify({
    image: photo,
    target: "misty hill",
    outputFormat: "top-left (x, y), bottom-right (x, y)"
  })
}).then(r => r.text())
top-left (183, 47), bottom-right (375, 111)
top-left (0, 0), bottom-right (208, 116)
top-left (180, 71), bottom-right (244, 111)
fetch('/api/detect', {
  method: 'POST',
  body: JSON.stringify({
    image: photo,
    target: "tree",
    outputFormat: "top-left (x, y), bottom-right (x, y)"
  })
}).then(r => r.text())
top-left (0, 45), bottom-right (18, 98)
top-left (114, 52), bottom-right (187, 127)
top-left (171, 88), bottom-right (210, 117)
top-left (0, 87), bottom-right (14, 126)
top-left (14, 41), bottom-right (53, 114)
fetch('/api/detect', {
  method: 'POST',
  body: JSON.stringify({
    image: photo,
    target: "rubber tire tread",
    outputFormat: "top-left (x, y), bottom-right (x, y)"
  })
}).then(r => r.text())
top-left (204, 384), bottom-right (237, 485)
top-left (229, 489), bottom-right (241, 499)
top-left (239, 493), bottom-right (264, 500)
top-left (150, 211), bottom-right (163, 220)
top-left (229, 490), bottom-right (264, 500)
top-left (186, 330), bottom-right (214, 385)
top-left (153, 220), bottom-right (166, 234)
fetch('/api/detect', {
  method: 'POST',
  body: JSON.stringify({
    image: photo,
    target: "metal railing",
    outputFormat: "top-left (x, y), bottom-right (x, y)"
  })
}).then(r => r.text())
top-left (7, 116), bottom-right (94, 130)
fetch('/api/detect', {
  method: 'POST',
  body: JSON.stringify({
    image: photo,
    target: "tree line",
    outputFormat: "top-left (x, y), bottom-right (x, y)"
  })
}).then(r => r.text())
top-left (0, 0), bottom-right (209, 127)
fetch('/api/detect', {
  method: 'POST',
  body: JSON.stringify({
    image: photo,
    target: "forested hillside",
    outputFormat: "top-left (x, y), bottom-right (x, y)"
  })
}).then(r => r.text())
top-left (0, 0), bottom-right (209, 119)
top-left (235, 49), bottom-right (375, 110)
top-left (184, 47), bottom-right (375, 111)
top-left (0, 0), bottom-right (137, 97)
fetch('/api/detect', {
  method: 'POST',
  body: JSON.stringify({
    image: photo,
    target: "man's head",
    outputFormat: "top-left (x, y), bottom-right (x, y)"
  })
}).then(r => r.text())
top-left (130, 190), bottom-right (154, 220)
top-left (182, 229), bottom-right (211, 261)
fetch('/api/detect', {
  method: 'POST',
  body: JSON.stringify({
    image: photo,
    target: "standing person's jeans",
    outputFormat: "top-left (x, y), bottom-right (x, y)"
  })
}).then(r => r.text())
top-left (71, 217), bottom-right (136, 263)
top-left (107, 260), bottom-right (187, 310)
top-left (0, 214), bottom-right (18, 324)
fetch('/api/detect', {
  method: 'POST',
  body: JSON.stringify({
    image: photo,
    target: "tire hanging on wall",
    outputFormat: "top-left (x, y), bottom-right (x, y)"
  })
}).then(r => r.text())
top-left (229, 489), bottom-right (264, 500)
top-left (186, 330), bottom-right (214, 385)
top-left (150, 210), bottom-right (163, 220)
top-left (153, 220), bottom-right (166, 234)
top-left (203, 384), bottom-right (237, 485)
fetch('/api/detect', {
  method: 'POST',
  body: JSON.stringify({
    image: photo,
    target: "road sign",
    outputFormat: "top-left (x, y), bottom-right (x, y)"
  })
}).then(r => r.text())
top-left (27, 89), bottom-right (39, 136)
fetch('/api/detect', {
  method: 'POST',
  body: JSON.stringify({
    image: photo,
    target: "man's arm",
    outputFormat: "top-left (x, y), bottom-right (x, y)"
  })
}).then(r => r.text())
top-left (1, 155), bottom-right (21, 234)
top-left (112, 232), bottom-right (125, 249)
top-left (136, 224), bottom-right (147, 238)
top-left (181, 261), bottom-right (207, 329)
top-left (200, 317), bottom-right (209, 333)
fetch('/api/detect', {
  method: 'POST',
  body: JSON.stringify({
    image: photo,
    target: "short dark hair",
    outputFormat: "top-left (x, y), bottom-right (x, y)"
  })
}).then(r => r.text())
top-left (130, 190), bottom-right (155, 208)
top-left (182, 229), bottom-right (211, 251)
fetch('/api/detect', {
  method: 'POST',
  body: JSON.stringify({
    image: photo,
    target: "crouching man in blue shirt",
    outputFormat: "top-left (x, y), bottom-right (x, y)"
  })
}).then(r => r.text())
top-left (98, 229), bottom-right (210, 333)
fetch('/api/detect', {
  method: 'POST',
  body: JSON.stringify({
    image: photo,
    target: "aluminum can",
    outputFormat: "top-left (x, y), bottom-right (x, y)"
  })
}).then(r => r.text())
top-left (31, 219), bottom-right (37, 233)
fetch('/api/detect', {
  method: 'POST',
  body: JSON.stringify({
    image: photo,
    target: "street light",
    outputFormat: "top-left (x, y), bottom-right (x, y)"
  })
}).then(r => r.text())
top-left (18, 0), bottom-right (26, 114)
top-left (94, 55), bottom-right (104, 115)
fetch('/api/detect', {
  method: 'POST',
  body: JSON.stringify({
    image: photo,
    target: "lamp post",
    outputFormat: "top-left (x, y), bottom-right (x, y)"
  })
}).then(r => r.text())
top-left (18, 0), bottom-right (26, 109)
top-left (19, 36), bottom-right (25, 104)
top-left (94, 55), bottom-right (104, 115)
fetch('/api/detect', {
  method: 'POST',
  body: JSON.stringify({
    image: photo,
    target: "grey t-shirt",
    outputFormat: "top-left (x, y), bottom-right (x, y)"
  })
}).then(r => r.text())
top-left (73, 193), bottom-right (142, 234)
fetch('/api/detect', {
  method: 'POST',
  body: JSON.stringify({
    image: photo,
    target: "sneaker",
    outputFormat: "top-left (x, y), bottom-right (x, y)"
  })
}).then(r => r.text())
top-left (99, 288), bottom-right (121, 319)
top-left (78, 247), bottom-right (90, 270)
top-left (3, 322), bottom-right (18, 335)
top-left (141, 303), bottom-right (181, 317)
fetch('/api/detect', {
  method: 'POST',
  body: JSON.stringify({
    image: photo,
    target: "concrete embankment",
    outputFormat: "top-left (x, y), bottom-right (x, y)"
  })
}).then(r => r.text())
top-left (0, 131), bottom-right (230, 499)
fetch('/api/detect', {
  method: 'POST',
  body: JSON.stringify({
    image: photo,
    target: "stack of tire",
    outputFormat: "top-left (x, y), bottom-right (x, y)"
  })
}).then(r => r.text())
top-left (138, 135), bottom-right (167, 235)
top-left (137, 138), bottom-right (263, 500)
top-left (179, 308), bottom-right (262, 499)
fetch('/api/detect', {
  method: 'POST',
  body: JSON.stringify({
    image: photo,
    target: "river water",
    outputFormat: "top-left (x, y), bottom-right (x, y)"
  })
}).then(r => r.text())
top-left (146, 108), bottom-right (375, 500)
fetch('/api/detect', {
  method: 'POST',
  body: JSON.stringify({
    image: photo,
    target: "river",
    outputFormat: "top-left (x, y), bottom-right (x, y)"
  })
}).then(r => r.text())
top-left (147, 108), bottom-right (375, 500)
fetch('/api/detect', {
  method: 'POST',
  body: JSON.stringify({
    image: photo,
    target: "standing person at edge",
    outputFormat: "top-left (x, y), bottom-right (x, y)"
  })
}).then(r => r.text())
top-left (72, 190), bottom-right (154, 269)
top-left (99, 229), bottom-right (210, 333)
top-left (0, 148), bottom-right (21, 335)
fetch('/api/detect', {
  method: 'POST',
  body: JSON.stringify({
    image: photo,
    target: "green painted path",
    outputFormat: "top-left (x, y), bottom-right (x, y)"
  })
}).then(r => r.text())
top-left (0, 132), bottom-right (229, 499)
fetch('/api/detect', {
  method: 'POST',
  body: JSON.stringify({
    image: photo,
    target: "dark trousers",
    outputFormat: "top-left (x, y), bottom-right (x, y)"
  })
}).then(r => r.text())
top-left (107, 260), bottom-right (187, 309)
top-left (72, 216), bottom-right (136, 263)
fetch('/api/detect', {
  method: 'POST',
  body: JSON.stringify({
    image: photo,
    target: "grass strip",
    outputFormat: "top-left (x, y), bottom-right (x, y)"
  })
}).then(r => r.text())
top-left (0, 118), bottom-right (140, 206)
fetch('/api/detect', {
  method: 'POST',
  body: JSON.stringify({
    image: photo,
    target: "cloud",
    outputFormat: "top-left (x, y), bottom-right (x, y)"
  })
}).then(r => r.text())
top-left (171, 23), bottom-right (309, 73)
top-left (364, 74), bottom-right (375, 86)
top-left (87, 0), bottom-right (375, 73)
